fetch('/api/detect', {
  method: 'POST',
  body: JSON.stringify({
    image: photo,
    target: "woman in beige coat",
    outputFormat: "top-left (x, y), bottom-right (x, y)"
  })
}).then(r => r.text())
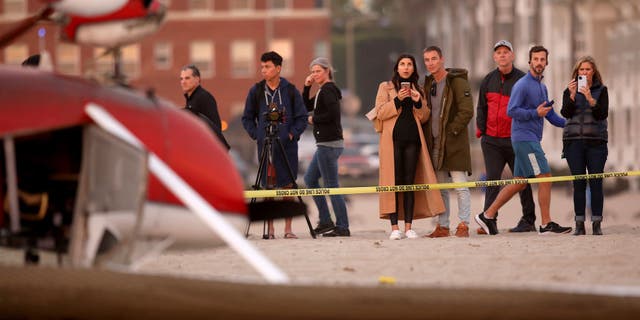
top-left (374, 54), bottom-right (445, 240)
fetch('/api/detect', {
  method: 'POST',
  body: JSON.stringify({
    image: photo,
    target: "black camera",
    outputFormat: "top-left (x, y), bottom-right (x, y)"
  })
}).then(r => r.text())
top-left (263, 103), bottom-right (284, 123)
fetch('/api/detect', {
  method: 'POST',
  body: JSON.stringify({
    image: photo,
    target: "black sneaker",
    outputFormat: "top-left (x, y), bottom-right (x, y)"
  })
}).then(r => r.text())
top-left (539, 221), bottom-right (572, 235)
top-left (509, 219), bottom-right (536, 232)
top-left (474, 212), bottom-right (498, 235)
top-left (323, 228), bottom-right (350, 237)
top-left (313, 222), bottom-right (335, 234)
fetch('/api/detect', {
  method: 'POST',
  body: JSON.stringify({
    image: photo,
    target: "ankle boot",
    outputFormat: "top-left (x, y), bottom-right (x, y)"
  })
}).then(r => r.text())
top-left (573, 221), bottom-right (585, 236)
top-left (592, 221), bottom-right (602, 235)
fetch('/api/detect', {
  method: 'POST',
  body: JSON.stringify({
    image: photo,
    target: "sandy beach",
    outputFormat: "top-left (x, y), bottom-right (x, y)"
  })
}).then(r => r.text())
top-left (137, 189), bottom-right (640, 290)
top-left (2, 189), bottom-right (639, 319)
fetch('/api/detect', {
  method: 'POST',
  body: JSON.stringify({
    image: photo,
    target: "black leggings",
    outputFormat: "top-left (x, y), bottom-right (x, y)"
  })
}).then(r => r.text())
top-left (389, 140), bottom-right (419, 225)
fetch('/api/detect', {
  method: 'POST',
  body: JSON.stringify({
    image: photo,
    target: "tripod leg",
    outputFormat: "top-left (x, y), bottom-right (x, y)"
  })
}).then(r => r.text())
top-left (273, 137), bottom-right (316, 239)
top-left (246, 137), bottom-right (272, 239)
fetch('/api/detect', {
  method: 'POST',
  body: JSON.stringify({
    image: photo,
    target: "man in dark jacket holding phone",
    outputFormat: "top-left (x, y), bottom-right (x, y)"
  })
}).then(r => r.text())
top-left (476, 40), bottom-right (535, 234)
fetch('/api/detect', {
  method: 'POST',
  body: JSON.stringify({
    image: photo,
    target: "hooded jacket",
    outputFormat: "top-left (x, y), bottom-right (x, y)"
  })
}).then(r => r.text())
top-left (303, 81), bottom-right (343, 143)
top-left (241, 77), bottom-right (308, 187)
top-left (422, 68), bottom-right (474, 174)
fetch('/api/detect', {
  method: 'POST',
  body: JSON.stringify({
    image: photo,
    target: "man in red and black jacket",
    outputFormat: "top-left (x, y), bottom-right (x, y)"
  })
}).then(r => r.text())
top-left (476, 40), bottom-right (535, 233)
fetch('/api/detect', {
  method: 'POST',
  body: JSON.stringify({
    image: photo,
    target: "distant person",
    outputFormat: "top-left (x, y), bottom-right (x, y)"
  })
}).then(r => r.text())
top-left (475, 45), bottom-right (572, 235)
top-left (241, 51), bottom-right (308, 239)
top-left (372, 53), bottom-right (445, 240)
top-left (560, 56), bottom-right (609, 235)
top-left (422, 46), bottom-right (474, 238)
top-left (302, 57), bottom-right (350, 237)
top-left (476, 40), bottom-right (536, 234)
top-left (180, 64), bottom-right (230, 150)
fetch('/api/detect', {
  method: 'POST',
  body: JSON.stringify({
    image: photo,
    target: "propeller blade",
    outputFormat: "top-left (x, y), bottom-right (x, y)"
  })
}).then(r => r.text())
top-left (0, 6), bottom-right (54, 48)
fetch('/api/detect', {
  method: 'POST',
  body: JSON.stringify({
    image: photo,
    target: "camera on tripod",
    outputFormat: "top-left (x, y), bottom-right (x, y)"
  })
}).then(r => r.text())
top-left (263, 103), bottom-right (284, 124)
top-left (263, 103), bottom-right (284, 137)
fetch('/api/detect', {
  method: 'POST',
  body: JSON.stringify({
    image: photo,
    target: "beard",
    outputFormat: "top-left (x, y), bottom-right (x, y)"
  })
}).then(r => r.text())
top-left (532, 64), bottom-right (545, 76)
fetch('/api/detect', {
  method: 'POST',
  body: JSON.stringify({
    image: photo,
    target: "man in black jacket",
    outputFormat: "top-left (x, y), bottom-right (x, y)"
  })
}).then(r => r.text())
top-left (180, 64), bottom-right (230, 150)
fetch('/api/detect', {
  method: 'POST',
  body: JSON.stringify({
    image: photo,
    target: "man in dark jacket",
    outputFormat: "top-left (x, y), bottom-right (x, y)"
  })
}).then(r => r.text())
top-left (241, 51), bottom-right (308, 239)
top-left (476, 40), bottom-right (535, 234)
top-left (180, 64), bottom-right (230, 150)
top-left (422, 46), bottom-right (474, 238)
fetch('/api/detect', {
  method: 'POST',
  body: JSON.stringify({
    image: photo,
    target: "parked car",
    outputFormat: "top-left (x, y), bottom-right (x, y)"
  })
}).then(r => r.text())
top-left (338, 147), bottom-right (375, 178)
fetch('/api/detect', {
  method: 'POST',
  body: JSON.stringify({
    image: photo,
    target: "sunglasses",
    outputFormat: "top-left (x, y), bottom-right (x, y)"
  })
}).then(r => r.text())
top-left (430, 82), bottom-right (437, 96)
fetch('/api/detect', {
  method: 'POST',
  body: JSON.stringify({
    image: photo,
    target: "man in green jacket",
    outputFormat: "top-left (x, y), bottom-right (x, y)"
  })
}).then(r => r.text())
top-left (422, 46), bottom-right (474, 238)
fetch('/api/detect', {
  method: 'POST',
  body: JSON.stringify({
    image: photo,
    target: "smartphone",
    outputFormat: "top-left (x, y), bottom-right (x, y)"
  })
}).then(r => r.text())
top-left (577, 75), bottom-right (587, 90)
top-left (401, 82), bottom-right (411, 90)
top-left (546, 100), bottom-right (555, 107)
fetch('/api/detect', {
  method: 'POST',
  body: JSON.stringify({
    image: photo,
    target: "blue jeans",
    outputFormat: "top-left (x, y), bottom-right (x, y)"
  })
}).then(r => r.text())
top-left (564, 140), bottom-right (607, 221)
top-left (304, 146), bottom-right (349, 230)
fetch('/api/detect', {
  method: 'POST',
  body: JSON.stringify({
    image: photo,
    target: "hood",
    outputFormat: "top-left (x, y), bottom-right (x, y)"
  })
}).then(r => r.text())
top-left (425, 68), bottom-right (469, 82)
top-left (446, 68), bottom-right (469, 80)
top-left (278, 77), bottom-right (293, 88)
top-left (322, 82), bottom-right (342, 100)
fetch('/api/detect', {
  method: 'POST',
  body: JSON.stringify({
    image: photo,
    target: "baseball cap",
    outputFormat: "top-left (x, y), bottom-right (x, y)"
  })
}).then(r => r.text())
top-left (493, 40), bottom-right (513, 52)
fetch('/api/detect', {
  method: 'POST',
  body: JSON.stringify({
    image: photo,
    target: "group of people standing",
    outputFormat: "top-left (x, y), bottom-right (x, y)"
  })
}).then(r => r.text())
top-left (372, 41), bottom-right (609, 239)
top-left (180, 41), bottom-right (608, 240)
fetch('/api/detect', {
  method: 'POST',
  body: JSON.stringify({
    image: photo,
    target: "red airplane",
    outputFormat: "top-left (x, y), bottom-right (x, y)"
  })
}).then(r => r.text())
top-left (0, 0), bottom-right (165, 49)
top-left (0, 1), bottom-right (304, 283)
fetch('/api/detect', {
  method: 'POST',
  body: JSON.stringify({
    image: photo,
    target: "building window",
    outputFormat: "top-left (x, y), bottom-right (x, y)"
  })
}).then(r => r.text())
top-left (314, 41), bottom-right (328, 59)
top-left (189, 0), bottom-right (210, 11)
top-left (314, 0), bottom-right (327, 9)
top-left (269, 39), bottom-right (293, 77)
top-left (230, 0), bottom-right (254, 12)
top-left (269, 0), bottom-right (289, 10)
top-left (121, 44), bottom-right (140, 79)
top-left (190, 41), bottom-right (214, 78)
top-left (93, 48), bottom-right (114, 77)
top-left (3, 44), bottom-right (28, 65)
top-left (154, 42), bottom-right (172, 70)
top-left (56, 43), bottom-right (80, 75)
top-left (231, 40), bottom-right (254, 78)
top-left (3, 0), bottom-right (26, 15)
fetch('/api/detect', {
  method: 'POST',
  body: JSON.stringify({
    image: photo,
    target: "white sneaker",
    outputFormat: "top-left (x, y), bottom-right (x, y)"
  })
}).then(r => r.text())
top-left (405, 229), bottom-right (419, 239)
top-left (389, 230), bottom-right (404, 240)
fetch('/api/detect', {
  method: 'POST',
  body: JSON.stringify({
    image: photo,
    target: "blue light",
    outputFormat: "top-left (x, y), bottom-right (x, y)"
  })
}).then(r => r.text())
top-left (38, 28), bottom-right (46, 38)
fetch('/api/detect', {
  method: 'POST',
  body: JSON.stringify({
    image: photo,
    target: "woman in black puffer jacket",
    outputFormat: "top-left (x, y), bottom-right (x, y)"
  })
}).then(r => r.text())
top-left (561, 56), bottom-right (609, 236)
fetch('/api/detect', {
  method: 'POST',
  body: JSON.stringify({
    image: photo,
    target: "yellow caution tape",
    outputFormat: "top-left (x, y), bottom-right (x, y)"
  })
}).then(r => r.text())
top-left (244, 170), bottom-right (640, 199)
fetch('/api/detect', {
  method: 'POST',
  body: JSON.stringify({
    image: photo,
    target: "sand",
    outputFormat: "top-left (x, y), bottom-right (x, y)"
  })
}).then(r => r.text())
top-left (2, 189), bottom-right (640, 318)
top-left (138, 190), bottom-right (640, 291)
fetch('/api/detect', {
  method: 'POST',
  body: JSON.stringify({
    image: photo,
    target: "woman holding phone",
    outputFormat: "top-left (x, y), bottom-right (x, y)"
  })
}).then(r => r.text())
top-left (373, 54), bottom-right (444, 240)
top-left (561, 56), bottom-right (609, 235)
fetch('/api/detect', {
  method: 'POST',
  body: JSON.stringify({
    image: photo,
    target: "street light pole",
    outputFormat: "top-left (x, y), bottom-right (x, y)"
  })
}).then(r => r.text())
top-left (345, 14), bottom-right (378, 95)
top-left (345, 18), bottom-right (355, 93)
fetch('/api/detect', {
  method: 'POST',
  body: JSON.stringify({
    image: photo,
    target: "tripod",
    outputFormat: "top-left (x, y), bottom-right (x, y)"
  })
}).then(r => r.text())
top-left (247, 122), bottom-right (316, 239)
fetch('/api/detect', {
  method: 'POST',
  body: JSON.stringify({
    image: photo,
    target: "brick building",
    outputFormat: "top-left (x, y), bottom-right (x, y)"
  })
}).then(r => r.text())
top-left (0, 0), bottom-right (332, 124)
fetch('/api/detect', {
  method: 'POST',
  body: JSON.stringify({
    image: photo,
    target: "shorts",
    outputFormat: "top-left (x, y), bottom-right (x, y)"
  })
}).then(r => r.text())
top-left (512, 141), bottom-right (550, 178)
